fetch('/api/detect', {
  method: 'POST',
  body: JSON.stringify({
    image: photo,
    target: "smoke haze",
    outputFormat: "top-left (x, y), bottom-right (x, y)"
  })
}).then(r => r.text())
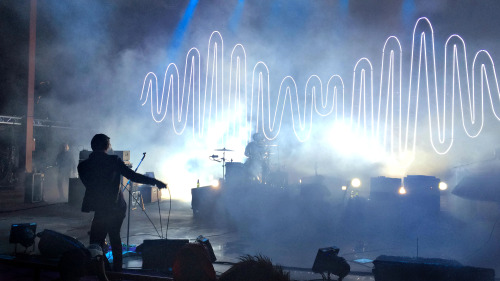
top-left (2, 0), bottom-right (500, 272)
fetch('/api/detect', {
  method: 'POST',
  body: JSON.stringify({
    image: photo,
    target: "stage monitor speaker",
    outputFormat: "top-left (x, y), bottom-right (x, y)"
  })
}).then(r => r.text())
top-left (24, 173), bottom-right (44, 203)
top-left (68, 178), bottom-right (85, 207)
top-left (140, 239), bottom-right (189, 272)
top-left (372, 255), bottom-right (495, 281)
top-left (37, 229), bottom-right (87, 258)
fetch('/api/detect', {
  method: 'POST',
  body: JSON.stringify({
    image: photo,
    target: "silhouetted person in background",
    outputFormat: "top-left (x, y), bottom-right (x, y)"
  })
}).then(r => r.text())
top-left (78, 133), bottom-right (167, 272)
top-left (244, 132), bottom-right (269, 183)
top-left (56, 142), bottom-right (75, 201)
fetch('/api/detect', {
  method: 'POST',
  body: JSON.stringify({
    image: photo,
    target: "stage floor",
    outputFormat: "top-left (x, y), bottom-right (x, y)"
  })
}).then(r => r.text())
top-left (0, 187), bottom-right (498, 280)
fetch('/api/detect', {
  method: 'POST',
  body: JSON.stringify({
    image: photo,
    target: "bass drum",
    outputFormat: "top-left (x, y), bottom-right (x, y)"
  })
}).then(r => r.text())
top-left (225, 162), bottom-right (246, 185)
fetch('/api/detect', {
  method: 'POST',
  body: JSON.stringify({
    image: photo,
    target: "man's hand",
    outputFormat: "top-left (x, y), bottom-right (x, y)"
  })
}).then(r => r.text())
top-left (155, 180), bottom-right (167, 189)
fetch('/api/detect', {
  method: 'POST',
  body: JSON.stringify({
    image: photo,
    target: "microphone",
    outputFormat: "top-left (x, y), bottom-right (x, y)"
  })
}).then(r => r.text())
top-left (143, 152), bottom-right (146, 156)
top-left (210, 154), bottom-right (218, 158)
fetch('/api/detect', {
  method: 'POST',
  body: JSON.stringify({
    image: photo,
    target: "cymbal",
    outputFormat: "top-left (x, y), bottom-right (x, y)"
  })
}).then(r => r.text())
top-left (215, 148), bottom-right (233, 151)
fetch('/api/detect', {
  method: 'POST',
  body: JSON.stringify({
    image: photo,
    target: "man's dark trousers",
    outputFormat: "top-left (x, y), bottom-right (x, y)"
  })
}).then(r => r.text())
top-left (89, 205), bottom-right (126, 272)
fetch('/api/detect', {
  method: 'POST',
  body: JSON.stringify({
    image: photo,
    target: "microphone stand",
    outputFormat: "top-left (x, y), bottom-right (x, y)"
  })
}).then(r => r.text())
top-left (123, 152), bottom-right (146, 253)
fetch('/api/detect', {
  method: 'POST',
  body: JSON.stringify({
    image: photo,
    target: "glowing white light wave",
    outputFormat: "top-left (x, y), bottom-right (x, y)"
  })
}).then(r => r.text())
top-left (140, 17), bottom-right (500, 155)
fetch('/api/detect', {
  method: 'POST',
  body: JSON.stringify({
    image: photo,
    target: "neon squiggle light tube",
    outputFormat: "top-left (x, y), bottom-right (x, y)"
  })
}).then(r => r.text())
top-left (140, 17), bottom-right (500, 155)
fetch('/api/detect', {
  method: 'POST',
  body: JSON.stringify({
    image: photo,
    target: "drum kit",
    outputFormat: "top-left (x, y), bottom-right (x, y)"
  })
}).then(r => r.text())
top-left (209, 145), bottom-right (281, 186)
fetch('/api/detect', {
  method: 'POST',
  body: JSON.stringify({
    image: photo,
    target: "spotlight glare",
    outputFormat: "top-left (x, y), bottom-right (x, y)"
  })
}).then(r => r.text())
top-left (341, 185), bottom-right (347, 191)
top-left (351, 178), bottom-right (361, 188)
top-left (439, 181), bottom-right (448, 191)
top-left (211, 179), bottom-right (220, 189)
top-left (398, 186), bottom-right (407, 195)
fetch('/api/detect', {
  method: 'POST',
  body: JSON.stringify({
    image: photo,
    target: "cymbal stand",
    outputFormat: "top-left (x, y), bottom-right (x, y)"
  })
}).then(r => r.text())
top-left (208, 154), bottom-right (225, 181)
top-left (221, 151), bottom-right (226, 181)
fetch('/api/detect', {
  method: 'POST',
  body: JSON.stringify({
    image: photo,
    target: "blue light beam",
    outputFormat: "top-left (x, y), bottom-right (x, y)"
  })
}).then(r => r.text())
top-left (229, 0), bottom-right (245, 33)
top-left (168, 0), bottom-right (199, 62)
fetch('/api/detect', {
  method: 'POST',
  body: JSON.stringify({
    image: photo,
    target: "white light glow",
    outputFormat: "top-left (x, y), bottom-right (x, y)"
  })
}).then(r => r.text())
top-left (439, 182), bottom-right (448, 191)
top-left (399, 186), bottom-right (407, 195)
top-left (327, 121), bottom-right (387, 162)
top-left (140, 17), bottom-right (500, 156)
top-left (341, 185), bottom-right (347, 191)
top-left (351, 178), bottom-right (361, 188)
top-left (211, 179), bottom-right (220, 188)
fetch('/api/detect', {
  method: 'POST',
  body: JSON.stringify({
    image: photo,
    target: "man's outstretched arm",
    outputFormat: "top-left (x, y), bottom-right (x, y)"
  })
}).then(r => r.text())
top-left (118, 159), bottom-right (167, 188)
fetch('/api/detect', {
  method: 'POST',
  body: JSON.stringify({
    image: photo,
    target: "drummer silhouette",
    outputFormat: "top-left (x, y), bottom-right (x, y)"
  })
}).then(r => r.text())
top-left (244, 132), bottom-right (269, 183)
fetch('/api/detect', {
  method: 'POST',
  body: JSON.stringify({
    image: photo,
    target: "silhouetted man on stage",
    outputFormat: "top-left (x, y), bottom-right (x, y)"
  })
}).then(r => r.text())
top-left (56, 142), bottom-right (75, 201)
top-left (78, 133), bottom-right (167, 272)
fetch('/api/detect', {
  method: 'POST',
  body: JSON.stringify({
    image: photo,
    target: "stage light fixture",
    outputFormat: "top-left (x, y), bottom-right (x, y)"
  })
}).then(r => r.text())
top-left (398, 186), bottom-right (407, 195)
top-left (351, 178), bottom-right (361, 188)
top-left (9, 223), bottom-right (37, 249)
top-left (439, 182), bottom-right (448, 191)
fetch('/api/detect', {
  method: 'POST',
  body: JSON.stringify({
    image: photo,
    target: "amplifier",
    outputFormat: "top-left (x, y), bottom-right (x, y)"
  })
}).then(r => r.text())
top-left (68, 178), bottom-right (85, 207)
top-left (370, 176), bottom-right (402, 200)
top-left (79, 150), bottom-right (91, 161)
top-left (24, 173), bottom-right (44, 203)
top-left (113, 150), bottom-right (130, 162)
top-left (138, 185), bottom-right (161, 204)
top-left (79, 150), bottom-right (130, 162)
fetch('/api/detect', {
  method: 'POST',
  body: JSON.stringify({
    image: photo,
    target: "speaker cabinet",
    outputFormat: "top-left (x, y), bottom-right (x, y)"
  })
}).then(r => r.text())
top-left (191, 186), bottom-right (220, 217)
top-left (79, 150), bottom-right (91, 162)
top-left (113, 150), bottom-right (130, 162)
top-left (24, 173), bottom-right (44, 203)
top-left (138, 185), bottom-right (161, 204)
top-left (403, 175), bottom-right (441, 214)
top-left (68, 178), bottom-right (85, 207)
top-left (370, 176), bottom-right (402, 200)
top-left (140, 239), bottom-right (189, 272)
top-left (373, 255), bottom-right (495, 281)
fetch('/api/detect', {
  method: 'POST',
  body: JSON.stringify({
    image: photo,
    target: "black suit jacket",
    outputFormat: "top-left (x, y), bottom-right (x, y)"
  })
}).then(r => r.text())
top-left (77, 151), bottom-right (158, 213)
